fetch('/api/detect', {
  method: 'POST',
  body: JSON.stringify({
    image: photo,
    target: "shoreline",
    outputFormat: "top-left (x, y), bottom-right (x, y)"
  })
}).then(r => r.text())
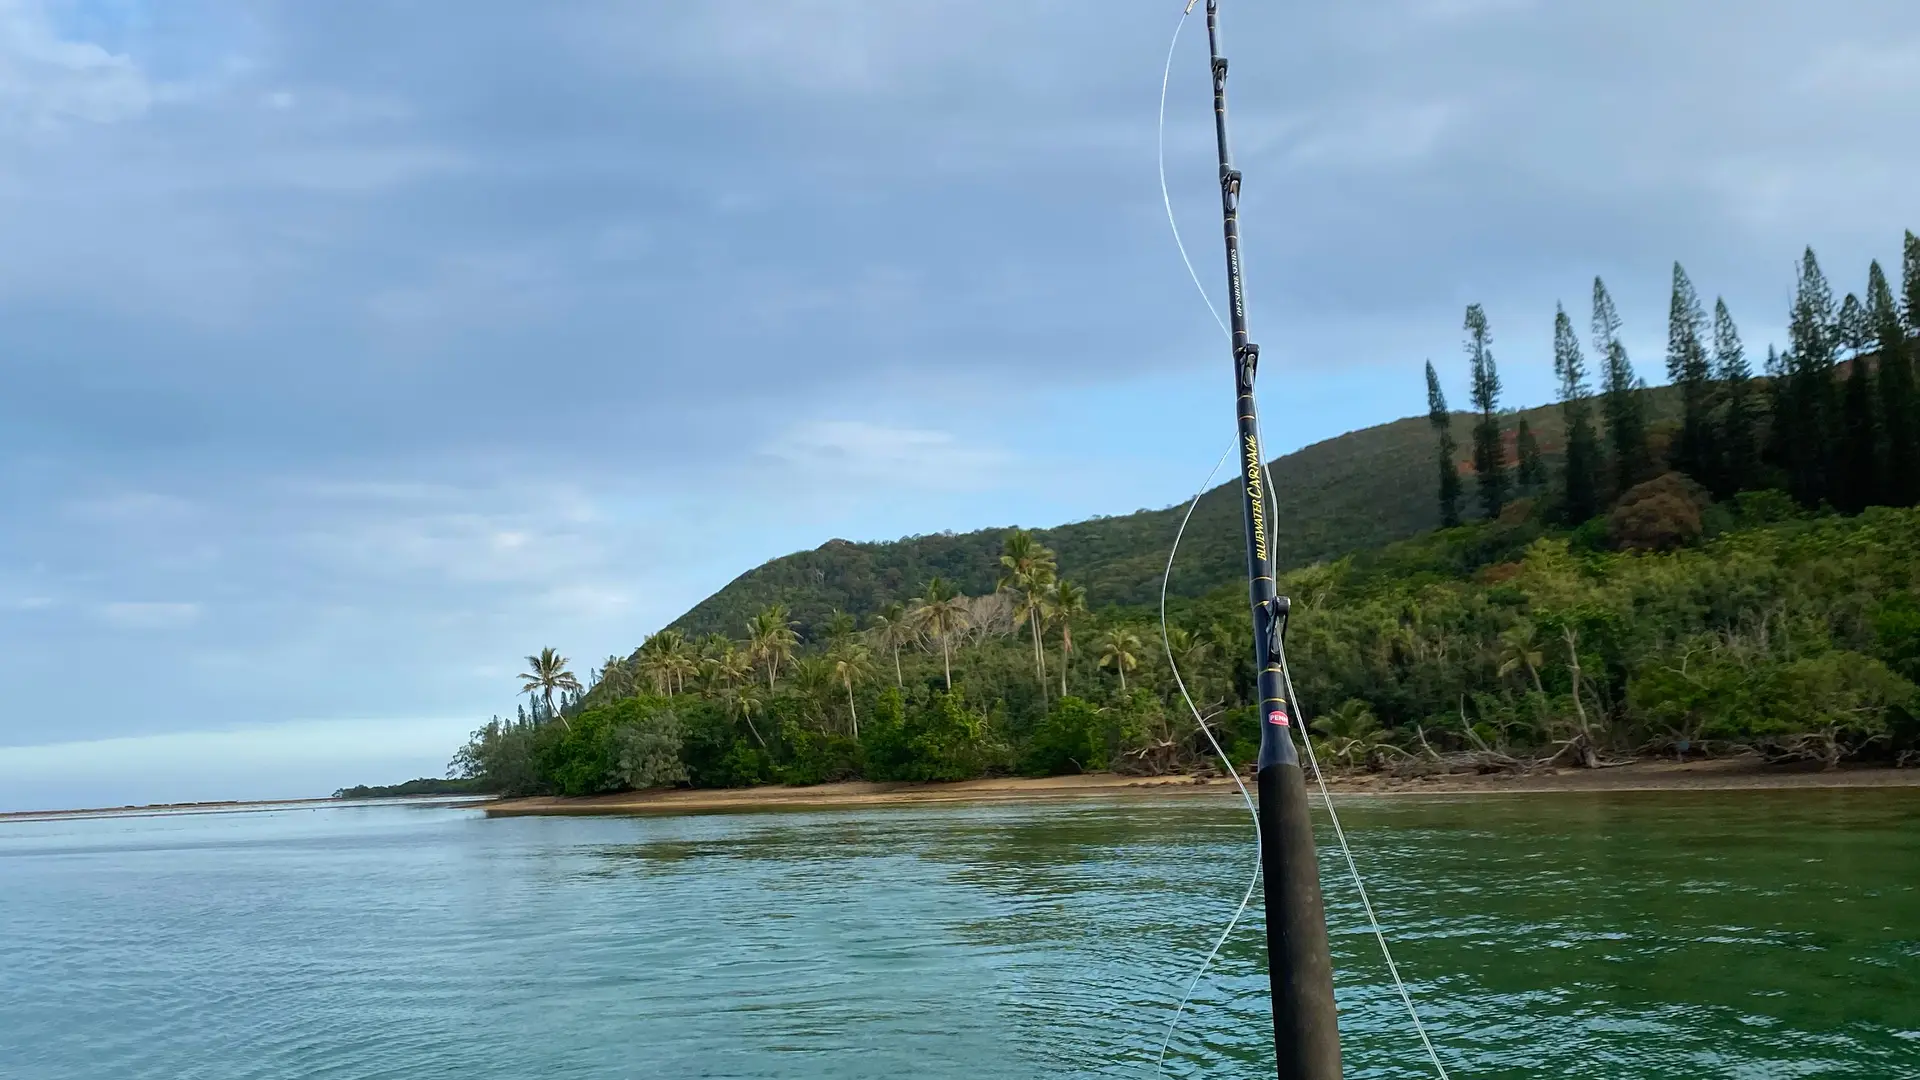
top-left (483, 758), bottom-right (1920, 818)
top-left (0, 793), bottom-right (487, 824)
top-left (10, 760), bottom-right (1912, 822)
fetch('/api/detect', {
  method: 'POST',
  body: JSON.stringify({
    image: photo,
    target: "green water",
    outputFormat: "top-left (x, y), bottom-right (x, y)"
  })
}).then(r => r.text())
top-left (1, 789), bottom-right (1915, 1078)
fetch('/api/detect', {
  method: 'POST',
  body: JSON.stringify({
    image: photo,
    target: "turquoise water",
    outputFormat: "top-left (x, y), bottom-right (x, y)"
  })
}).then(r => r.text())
top-left (1, 790), bottom-right (1916, 1079)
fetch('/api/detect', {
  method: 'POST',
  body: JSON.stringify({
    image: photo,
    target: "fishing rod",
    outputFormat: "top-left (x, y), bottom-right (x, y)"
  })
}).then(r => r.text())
top-left (1199, 2), bottom-right (1343, 1076)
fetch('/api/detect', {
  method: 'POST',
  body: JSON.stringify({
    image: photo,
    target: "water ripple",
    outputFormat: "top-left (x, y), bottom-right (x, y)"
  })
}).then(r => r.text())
top-left (1, 791), bottom-right (1916, 1079)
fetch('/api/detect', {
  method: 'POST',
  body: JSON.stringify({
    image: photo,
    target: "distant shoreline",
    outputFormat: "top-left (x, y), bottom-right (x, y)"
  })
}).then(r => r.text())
top-left (483, 758), bottom-right (1920, 818)
top-left (9, 760), bottom-right (1912, 823)
top-left (0, 793), bottom-right (487, 823)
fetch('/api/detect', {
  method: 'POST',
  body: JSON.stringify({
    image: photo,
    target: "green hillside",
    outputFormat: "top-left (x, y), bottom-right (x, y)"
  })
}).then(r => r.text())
top-left (669, 389), bottom-right (1682, 642)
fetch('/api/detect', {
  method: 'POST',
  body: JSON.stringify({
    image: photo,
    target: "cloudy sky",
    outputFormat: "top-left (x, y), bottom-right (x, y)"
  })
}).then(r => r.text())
top-left (1, 0), bottom-right (1914, 810)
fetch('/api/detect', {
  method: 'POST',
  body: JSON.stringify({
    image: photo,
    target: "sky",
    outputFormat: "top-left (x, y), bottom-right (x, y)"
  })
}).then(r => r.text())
top-left (1, 0), bottom-right (1916, 811)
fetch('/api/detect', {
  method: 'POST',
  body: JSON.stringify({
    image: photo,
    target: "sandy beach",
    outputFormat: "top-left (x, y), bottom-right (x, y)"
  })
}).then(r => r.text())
top-left (10, 760), bottom-right (1910, 822)
top-left (482, 758), bottom-right (1920, 817)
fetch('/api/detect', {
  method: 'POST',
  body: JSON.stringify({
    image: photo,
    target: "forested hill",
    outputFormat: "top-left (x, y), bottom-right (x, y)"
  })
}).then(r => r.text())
top-left (669, 389), bottom-right (1681, 642)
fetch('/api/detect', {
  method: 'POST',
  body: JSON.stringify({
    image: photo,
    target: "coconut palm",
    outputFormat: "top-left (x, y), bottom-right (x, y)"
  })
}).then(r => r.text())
top-left (823, 609), bottom-right (857, 644)
top-left (595, 654), bottom-right (633, 698)
top-left (730, 680), bottom-right (768, 747)
top-left (1047, 579), bottom-right (1087, 697)
top-left (867, 601), bottom-right (917, 687)
top-left (911, 577), bottom-right (971, 690)
top-left (1164, 626), bottom-right (1211, 677)
top-left (518, 647), bottom-right (582, 731)
top-left (1098, 629), bottom-right (1142, 693)
top-left (791, 656), bottom-right (838, 728)
top-left (1310, 699), bottom-right (1389, 768)
top-left (829, 640), bottom-right (875, 737)
top-left (1496, 621), bottom-right (1546, 694)
top-left (998, 530), bottom-right (1058, 702)
top-left (747, 605), bottom-right (799, 690)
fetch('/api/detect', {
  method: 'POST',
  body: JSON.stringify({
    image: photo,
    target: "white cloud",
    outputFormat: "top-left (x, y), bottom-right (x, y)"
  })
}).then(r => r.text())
top-left (96, 601), bottom-right (203, 630)
top-left (0, 715), bottom-right (478, 811)
top-left (0, 0), bottom-right (151, 128)
top-left (0, 0), bottom-right (153, 128)
top-left (1284, 100), bottom-right (1464, 170)
top-left (66, 491), bottom-right (197, 523)
top-left (765, 420), bottom-right (1010, 490)
top-left (1793, 40), bottom-right (1920, 96)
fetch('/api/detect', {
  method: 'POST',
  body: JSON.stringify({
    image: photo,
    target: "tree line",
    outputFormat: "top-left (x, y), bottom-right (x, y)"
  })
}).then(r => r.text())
top-left (453, 528), bottom-right (1211, 795)
top-left (1428, 231), bottom-right (1920, 530)
top-left (442, 232), bottom-right (1920, 798)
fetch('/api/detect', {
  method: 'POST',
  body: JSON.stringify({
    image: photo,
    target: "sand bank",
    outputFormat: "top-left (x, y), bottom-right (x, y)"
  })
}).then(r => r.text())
top-left (483, 758), bottom-right (1920, 817)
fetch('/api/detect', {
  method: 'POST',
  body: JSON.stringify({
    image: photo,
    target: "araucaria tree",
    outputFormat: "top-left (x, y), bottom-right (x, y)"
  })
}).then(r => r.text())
top-left (1465, 304), bottom-right (1508, 519)
top-left (1554, 304), bottom-right (1602, 522)
top-left (1711, 298), bottom-right (1760, 498)
top-left (1595, 277), bottom-right (1651, 493)
top-left (1426, 360), bottom-right (1462, 527)
top-left (1515, 419), bottom-right (1544, 495)
top-left (1869, 261), bottom-right (1919, 505)
top-left (1782, 248), bottom-right (1839, 507)
top-left (1666, 263), bottom-right (1715, 481)
top-left (1904, 231), bottom-right (1920, 333)
top-left (1837, 291), bottom-right (1880, 512)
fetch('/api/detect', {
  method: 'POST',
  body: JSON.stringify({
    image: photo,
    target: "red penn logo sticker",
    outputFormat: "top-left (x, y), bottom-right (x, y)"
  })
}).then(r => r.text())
top-left (1267, 707), bottom-right (1290, 727)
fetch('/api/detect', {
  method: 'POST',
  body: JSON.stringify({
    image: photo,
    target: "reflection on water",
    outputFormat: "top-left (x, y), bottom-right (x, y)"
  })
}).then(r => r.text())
top-left (1, 790), bottom-right (1915, 1079)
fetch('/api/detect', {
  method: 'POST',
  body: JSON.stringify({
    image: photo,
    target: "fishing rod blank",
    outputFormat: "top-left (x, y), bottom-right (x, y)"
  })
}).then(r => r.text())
top-left (1200, 2), bottom-right (1343, 1077)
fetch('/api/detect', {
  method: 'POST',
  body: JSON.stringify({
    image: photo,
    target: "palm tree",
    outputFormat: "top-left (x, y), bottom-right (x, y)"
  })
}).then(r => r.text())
top-left (1164, 626), bottom-right (1211, 676)
top-left (731, 680), bottom-right (769, 747)
top-left (998, 530), bottom-right (1058, 702)
top-left (867, 601), bottom-right (916, 687)
top-left (1310, 699), bottom-right (1388, 768)
top-left (829, 640), bottom-right (875, 737)
top-left (791, 656), bottom-right (838, 729)
top-left (1497, 621), bottom-right (1546, 695)
top-left (911, 577), bottom-right (971, 690)
top-left (823, 609), bottom-right (857, 644)
top-left (1098, 629), bottom-right (1142, 693)
top-left (595, 654), bottom-right (633, 698)
top-left (747, 605), bottom-right (799, 691)
top-left (1047, 579), bottom-right (1087, 697)
top-left (518, 647), bottom-right (582, 731)
top-left (634, 632), bottom-right (673, 695)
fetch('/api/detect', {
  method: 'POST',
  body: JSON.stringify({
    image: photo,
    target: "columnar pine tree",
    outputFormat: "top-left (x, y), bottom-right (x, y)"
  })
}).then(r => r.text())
top-left (1869, 260), bottom-right (1919, 505)
top-left (1464, 304), bottom-right (1509, 518)
top-left (1667, 263), bottom-right (1715, 481)
top-left (1837, 294), bottom-right (1870, 358)
top-left (1554, 304), bottom-right (1603, 522)
top-left (1515, 419), bottom-right (1544, 494)
top-left (1763, 344), bottom-right (1792, 477)
top-left (1784, 248), bottom-right (1839, 507)
top-left (1427, 360), bottom-right (1463, 526)
top-left (1904, 231), bottom-right (1920, 334)
top-left (1711, 298), bottom-right (1761, 498)
top-left (1594, 277), bottom-right (1651, 493)
top-left (1839, 326), bottom-right (1879, 512)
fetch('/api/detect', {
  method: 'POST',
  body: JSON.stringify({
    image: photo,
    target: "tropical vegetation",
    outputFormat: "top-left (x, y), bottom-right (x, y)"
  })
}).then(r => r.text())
top-left (444, 231), bottom-right (1920, 797)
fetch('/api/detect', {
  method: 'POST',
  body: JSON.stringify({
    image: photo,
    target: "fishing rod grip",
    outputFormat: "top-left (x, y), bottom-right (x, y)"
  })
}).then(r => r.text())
top-left (1257, 761), bottom-right (1343, 1080)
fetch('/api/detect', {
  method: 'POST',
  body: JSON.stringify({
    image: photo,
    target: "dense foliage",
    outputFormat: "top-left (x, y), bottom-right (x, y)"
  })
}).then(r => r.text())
top-left (449, 498), bottom-right (1920, 797)
top-left (445, 231), bottom-right (1920, 797)
top-left (664, 404), bottom-right (1633, 642)
top-left (332, 777), bottom-right (488, 799)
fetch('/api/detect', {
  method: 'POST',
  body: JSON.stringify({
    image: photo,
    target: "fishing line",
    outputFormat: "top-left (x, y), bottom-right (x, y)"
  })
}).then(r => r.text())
top-left (1151, 445), bottom-right (1254, 1080)
top-left (1152, 3), bottom-right (1451, 1077)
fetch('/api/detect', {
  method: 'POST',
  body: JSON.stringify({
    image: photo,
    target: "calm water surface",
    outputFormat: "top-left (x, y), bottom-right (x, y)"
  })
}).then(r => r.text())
top-left (1, 790), bottom-right (1916, 1079)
